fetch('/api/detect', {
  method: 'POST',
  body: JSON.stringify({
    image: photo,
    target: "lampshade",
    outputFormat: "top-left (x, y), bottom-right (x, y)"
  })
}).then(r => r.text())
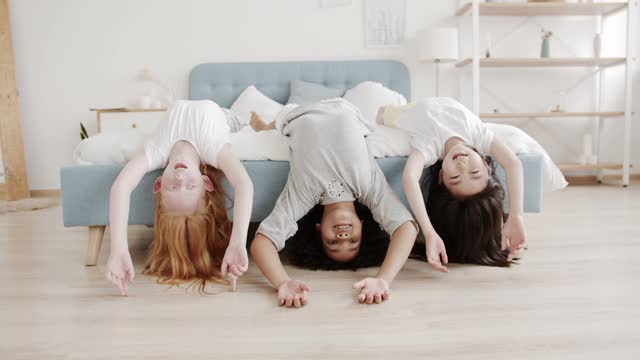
top-left (417, 27), bottom-right (459, 63)
top-left (137, 68), bottom-right (155, 82)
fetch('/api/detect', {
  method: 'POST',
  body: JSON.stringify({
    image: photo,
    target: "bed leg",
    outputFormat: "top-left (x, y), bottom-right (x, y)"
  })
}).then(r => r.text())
top-left (86, 226), bottom-right (106, 266)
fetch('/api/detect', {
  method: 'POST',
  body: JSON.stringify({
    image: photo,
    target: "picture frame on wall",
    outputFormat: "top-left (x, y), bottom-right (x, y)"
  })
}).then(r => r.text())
top-left (364, 0), bottom-right (406, 48)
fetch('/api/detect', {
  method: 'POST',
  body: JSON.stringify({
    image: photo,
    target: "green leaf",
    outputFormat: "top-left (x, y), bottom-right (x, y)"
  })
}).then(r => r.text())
top-left (80, 122), bottom-right (89, 138)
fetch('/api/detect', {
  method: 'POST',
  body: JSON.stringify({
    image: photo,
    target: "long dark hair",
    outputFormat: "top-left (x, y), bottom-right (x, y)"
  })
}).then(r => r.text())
top-left (280, 202), bottom-right (390, 270)
top-left (420, 155), bottom-right (511, 267)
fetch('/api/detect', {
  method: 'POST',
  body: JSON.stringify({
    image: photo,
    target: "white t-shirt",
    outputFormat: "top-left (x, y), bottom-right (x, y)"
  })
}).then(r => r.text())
top-left (394, 97), bottom-right (495, 166)
top-left (144, 100), bottom-right (231, 170)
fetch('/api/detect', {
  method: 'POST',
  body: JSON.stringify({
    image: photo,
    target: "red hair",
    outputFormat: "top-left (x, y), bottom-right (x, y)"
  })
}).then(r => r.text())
top-left (143, 165), bottom-right (232, 292)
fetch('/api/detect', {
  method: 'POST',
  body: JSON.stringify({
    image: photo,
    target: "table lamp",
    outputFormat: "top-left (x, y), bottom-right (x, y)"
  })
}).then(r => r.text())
top-left (418, 27), bottom-right (459, 97)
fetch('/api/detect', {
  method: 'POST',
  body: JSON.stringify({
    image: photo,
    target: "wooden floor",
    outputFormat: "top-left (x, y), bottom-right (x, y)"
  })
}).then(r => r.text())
top-left (1, 183), bottom-right (639, 359)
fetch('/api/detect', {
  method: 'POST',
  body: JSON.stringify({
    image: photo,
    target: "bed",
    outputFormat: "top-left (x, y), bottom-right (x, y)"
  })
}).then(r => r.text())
top-left (60, 60), bottom-right (545, 266)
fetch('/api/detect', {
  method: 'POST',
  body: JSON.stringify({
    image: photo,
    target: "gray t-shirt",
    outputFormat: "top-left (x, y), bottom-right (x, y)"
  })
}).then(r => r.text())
top-left (256, 99), bottom-right (416, 251)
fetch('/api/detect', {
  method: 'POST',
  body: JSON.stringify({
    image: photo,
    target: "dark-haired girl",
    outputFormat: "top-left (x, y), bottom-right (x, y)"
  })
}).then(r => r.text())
top-left (379, 98), bottom-right (527, 270)
top-left (250, 99), bottom-right (417, 308)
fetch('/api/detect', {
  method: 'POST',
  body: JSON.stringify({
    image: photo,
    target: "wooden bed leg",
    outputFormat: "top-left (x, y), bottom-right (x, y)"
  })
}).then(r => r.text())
top-left (86, 226), bottom-right (106, 266)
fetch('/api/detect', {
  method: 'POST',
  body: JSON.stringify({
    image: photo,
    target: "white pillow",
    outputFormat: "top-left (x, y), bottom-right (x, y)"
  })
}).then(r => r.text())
top-left (486, 123), bottom-right (568, 192)
top-left (343, 81), bottom-right (407, 125)
top-left (366, 125), bottom-right (412, 158)
top-left (73, 129), bottom-right (149, 165)
top-left (230, 85), bottom-right (283, 126)
top-left (229, 128), bottom-right (290, 161)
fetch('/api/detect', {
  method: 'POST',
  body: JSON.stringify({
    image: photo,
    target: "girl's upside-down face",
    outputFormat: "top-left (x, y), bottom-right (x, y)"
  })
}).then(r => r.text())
top-left (316, 205), bottom-right (363, 263)
top-left (440, 143), bottom-right (490, 198)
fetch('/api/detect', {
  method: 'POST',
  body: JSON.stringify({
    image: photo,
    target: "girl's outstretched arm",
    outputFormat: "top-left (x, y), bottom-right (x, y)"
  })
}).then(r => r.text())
top-left (353, 220), bottom-right (417, 304)
top-left (402, 150), bottom-right (449, 272)
top-left (216, 144), bottom-right (254, 290)
top-left (490, 139), bottom-right (527, 260)
top-left (250, 234), bottom-right (310, 308)
top-left (107, 153), bottom-right (149, 295)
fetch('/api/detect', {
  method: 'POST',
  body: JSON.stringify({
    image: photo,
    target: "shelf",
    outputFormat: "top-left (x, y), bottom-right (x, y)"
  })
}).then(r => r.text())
top-left (90, 108), bottom-right (168, 113)
top-left (456, 58), bottom-right (626, 68)
top-left (559, 163), bottom-right (624, 172)
top-left (455, 2), bottom-right (627, 17)
top-left (480, 111), bottom-right (625, 119)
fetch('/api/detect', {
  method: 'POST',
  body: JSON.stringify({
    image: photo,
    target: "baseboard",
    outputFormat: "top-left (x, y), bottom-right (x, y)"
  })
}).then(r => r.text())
top-left (566, 174), bottom-right (640, 186)
top-left (30, 189), bottom-right (61, 198)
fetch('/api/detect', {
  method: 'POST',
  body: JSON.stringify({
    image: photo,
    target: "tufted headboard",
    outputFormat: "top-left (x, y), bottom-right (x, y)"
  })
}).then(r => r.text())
top-left (188, 60), bottom-right (410, 107)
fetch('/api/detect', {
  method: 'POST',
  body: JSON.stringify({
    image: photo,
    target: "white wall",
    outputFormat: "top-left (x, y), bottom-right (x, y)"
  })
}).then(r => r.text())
top-left (8, 0), bottom-right (639, 189)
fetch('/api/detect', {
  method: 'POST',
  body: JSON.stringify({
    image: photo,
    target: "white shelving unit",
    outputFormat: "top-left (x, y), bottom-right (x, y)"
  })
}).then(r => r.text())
top-left (455, 1), bottom-right (636, 185)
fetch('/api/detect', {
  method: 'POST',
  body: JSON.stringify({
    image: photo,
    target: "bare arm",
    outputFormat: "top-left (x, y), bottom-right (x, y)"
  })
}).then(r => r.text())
top-left (490, 139), bottom-right (523, 217)
top-left (109, 153), bottom-right (149, 254)
top-left (490, 138), bottom-right (527, 258)
top-left (106, 152), bottom-right (149, 295)
top-left (250, 233), bottom-right (310, 308)
top-left (216, 144), bottom-right (254, 288)
top-left (402, 150), bottom-right (434, 236)
top-left (402, 150), bottom-right (449, 272)
top-left (217, 144), bottom-right (253, 247)
top-left (352, 221), bottom-right (417, 304)
top-left (250, 234), bottom-right (290, 289)
top-left (375, 221), bottom-right (418, 285)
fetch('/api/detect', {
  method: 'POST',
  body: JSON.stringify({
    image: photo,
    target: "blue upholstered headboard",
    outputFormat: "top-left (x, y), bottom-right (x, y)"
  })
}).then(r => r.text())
top-left (188, 60), bottom-right (410, 106)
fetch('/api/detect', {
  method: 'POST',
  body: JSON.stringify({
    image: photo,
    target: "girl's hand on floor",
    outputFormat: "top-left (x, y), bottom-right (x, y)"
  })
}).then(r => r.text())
top-left (105, 251), bottom-right (134, 296)
top-left (277, 279), bottom-right (311, 308)
top-left (502, 214), bottom-right (528, 261)
top-left (352, 278), bottom-right (389, 304)
top-left (425, 231), bottom-right (449, 273)
top-left (221, 242), bottom-right (249, 291)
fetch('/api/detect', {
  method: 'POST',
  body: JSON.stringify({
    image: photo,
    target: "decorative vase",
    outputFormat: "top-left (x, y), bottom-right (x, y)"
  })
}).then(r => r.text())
top-left (140, 95), bottom-right (151, 109)
top-left (593, 32), bottom-right (602, 58)
top-left (541, 37), bottom-right (550, 58)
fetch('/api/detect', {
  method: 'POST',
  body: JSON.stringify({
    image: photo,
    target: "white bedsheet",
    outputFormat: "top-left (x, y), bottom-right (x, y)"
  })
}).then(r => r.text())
top-left (229, 125), bottom-right (412, 161)
top-left (73, 126), bottom-right (412, 165)
top-left (73, 124), bottom-right (566, 192)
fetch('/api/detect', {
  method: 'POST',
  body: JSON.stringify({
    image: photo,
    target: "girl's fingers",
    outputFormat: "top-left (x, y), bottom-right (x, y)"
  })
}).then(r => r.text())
top-left (358, 293), bottom-right (366, 303)
top-left (299, 282), bottom-right (311, 292)
top-left (366, 294), bottom-right (374, 304)
top-left (285, 296), bottom-right (294, 308)
top-left (108, 272), bottom-right (125, 294)
top-left (382, 290), bottom-right (390, 300)
top-left (293, 297), bottom-right (302, 308)
top-left (228, 274), bottom-right (238, 291)
top-left (374, 293), bottom-right (382, 304)
top-left (229, 265), bottom-right (242, 277)
top-left (501, 234), bottom-right (509, 250)
top-left (352, 279), bottom-right (366, 290)
top-left (220, 261), bottom-right (228, 276)
top-left (441, 250), bottom-right (449, 265)
top-left (429, 258), bottom-right (447, 272)
top-left (278, 297), bottom-right (285, 306)
top-left (116, 278), bottom-right (125, 295)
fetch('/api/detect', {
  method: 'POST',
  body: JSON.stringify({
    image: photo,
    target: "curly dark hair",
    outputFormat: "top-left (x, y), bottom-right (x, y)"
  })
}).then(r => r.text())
top-left (419, 154), bottom-right (511, 267)
top-left (280, 202), bottom-right (390, 270)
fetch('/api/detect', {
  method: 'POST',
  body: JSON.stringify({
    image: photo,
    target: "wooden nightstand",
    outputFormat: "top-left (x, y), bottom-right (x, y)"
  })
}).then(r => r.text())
top-left (89, 108), bottom-right (167, 134)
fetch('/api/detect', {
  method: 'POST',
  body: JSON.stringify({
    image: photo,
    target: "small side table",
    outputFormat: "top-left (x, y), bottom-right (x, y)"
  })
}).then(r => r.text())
top-left (89, 108), bottom-right (167, 133)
